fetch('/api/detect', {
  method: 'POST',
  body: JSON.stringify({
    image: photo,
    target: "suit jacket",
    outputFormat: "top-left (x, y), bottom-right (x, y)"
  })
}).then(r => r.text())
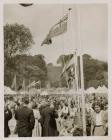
top-left (39, 105), bottom-right (58, 136)
top-left (4, 109), bottom-right (12, 137)
top-left (15, 105), bottom-right (35, 137)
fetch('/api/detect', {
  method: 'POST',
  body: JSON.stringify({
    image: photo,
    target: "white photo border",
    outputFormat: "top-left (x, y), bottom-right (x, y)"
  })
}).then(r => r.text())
top-left (0, 0), bottom-right (112, 140)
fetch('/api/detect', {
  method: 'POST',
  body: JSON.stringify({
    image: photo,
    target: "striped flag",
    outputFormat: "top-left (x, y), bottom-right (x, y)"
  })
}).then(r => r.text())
top-left (41, 14), bottom-right (68, 46)
top-left (61, 57), bottom-right (74, 75)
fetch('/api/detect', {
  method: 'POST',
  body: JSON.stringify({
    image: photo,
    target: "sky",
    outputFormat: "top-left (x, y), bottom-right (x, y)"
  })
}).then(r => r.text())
top-left (4, 4), bottom-right (108, 65)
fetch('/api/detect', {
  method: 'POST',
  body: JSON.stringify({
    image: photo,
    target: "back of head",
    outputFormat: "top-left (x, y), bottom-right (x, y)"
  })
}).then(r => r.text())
top-left (22, 96), bottom-right (29, 105)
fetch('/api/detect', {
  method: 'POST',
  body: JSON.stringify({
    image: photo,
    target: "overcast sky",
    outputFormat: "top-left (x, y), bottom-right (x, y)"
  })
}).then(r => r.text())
top-left (4, 4), bottom-right (108, 65)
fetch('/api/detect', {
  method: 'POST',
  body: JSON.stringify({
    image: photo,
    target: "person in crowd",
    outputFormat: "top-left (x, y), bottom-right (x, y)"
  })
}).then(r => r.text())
top-left (4, 104), bottom-right (12, 137)
top-left (60, 115), bottom-right (70, 136)
top-left (39, 101), bottom-right (59, 136)
top-left (103, 102), bottom-right (108, 135)
top-left (14, 96), bottom-right (35, 137)
top-left (73, 127), bottom-right (83, 136)
top-left (91, 102), bottom-right (108, 136)
top-left (61, 102), bottom-right (69, 118)
top-left (86, 109), bottom-right (92, 136)
top-left (32, 102), bottom-right (41, 137)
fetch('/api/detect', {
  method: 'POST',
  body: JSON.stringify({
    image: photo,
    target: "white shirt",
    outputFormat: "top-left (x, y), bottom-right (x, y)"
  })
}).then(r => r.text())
top-left (95, 112), bottom-right (102, 125)
top-left (62, 106), bottom-right (69, 114)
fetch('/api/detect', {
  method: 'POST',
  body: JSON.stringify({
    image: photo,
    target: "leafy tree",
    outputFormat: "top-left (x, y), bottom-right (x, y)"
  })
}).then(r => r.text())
top-left (4, 54), bottom-right (47, 88)
top-left (57, 53), bottom-right (108, 89)
top-left (4, 23), bottom-right (34, 59)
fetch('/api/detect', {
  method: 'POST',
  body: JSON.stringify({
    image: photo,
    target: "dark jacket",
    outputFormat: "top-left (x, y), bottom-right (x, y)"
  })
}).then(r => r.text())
top-left (39, 105), bottom-right (58, 137)
top-left (4, 108), bottom-right (12, 137)
top-left (15, 106), bottom-right (35, 137)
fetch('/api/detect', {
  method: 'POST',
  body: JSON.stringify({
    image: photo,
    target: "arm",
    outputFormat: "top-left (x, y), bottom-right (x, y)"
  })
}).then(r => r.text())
top-left (30, 110), bottom-right (35, 130)
top-left (53, 110), bottom-right (58, 118)
top-left (38, 110), bottom-right (45, 126)
top-left (5, 108), bottom-right (12, 121)
top-left (90, 113), bottom-right (95, 136)
top-left (15, 110), bottom-right (18, 120)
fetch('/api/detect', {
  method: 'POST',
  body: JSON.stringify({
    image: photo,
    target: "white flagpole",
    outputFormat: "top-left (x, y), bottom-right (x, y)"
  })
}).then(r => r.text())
top-left (68, 8), bottom-right (79, 92)
top-left (15, 74), bottom-right (17, 91)
top-left (61, 5), bottom-right (70, 89)
top-left (23, 78), bottom-right (25, 92)
top-left (76, 5), bottom-right (86, 136)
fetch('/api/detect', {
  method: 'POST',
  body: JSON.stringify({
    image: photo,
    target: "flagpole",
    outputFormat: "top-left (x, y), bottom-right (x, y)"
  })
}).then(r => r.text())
top-left (61, 5), bottom-right (70, 89)
top-left (68, 8), bottom-right (79, 92)
top-left (15, 74), bottom-right (17, 92)
top-left (76, 5), bottom-right (86, 136)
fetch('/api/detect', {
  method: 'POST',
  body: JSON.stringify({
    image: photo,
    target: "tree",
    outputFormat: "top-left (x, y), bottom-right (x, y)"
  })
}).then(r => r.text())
top-left (57, 53), bottom-right (108, 89)
top-left (4, 23), bottom-right (34, 59)
top-left (4, 54), bottom-right (47, 88)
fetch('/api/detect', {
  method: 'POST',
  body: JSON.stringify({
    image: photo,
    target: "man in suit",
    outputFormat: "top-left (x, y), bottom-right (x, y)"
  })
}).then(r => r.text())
top-left (15, 96), bottom-right (35, 137)
top-left (4, 104), bottom-right (12, 137)
top-left (39, 101), bottom-right (59, 136)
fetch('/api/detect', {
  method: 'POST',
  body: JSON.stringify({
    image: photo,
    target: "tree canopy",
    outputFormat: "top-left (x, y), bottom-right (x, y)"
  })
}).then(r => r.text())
top-left (4, 54), bottom-right (47, 88)
top-left (57, 54), bottom-right (108, 89)
top-left (4, 23), bottom-right (34, 59)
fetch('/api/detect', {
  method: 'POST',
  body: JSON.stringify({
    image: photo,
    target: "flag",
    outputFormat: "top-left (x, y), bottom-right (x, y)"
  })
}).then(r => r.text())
top-left (41, 14), bottom-right (68, 46)
top-left (61, 57), bottom-right (74, 76)
top-left (22, 79), bottom-right (25, 90)
top-left (27, 80), bottom-right (35, 88)
top-left (41, 34), bottom-right (52, 46)
top-left (11, 75), bottom-right (16, 89)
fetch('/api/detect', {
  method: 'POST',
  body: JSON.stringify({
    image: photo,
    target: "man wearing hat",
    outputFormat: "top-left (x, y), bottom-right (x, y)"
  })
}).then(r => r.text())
top-left (39, 101), bottom-right (59, 136)
top-left (15, 96), bottom-right (35, 137)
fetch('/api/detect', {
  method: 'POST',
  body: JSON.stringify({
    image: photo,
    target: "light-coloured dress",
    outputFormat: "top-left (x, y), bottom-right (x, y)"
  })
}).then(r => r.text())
top-left (32, 109), bottom-right (41, 137)
top-left (91, 110), bottom-right (108, 136)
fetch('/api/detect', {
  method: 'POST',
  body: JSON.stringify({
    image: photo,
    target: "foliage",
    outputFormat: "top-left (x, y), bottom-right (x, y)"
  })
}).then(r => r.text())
top-left (4, 54), bottom-right (47, 88)
top-left (4, 23), bottom-right (34, 59)
top-left (57, 54), bottom-right (108, 89)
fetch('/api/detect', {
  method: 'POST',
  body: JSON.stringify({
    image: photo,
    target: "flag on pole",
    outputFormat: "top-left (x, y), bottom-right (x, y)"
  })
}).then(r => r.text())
top-left (41, 34), bottom-right (52, 46)
top-left (41, 14), bottom-right (68, 46)
top-left (61, 56), bottom-right (74, 76)
top-left (11, 75), bottom-right (16, 90)
top-left (22, 79), bottom-right (25, 90)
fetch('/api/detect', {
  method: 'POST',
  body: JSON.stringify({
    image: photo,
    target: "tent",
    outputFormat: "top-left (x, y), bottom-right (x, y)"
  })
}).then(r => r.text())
top-left (41, 91), bottom-right (48, 96)
top-left (85, 87), bottom-right (96, 94)
top-left (96, 86), bottom-right (108, 93)
top-left (4, 86), bottom-right (16, 94)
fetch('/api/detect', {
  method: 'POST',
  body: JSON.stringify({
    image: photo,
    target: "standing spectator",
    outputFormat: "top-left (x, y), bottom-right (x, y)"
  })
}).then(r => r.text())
top-left (15, 97), bottom-right (35, 137)
top-left (4, 104), bottom-right (12, 137)
top-left (61, 102), bottom-right (69, 118)
top-left (39, 102), bottom-right (59, 136)
top-left (32, 103), bottom-right (41, 137)
top-left (91, 103), bottom-right (107, 136)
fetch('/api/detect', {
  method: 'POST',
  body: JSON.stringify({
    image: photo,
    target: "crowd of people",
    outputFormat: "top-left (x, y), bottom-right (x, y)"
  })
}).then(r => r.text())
top-left (4, 92), bottom-right (108, 137)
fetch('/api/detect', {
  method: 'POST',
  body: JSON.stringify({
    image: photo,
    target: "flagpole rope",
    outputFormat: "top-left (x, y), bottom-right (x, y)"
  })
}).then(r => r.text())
top-left (61, 5), bottom-right (70, 89)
